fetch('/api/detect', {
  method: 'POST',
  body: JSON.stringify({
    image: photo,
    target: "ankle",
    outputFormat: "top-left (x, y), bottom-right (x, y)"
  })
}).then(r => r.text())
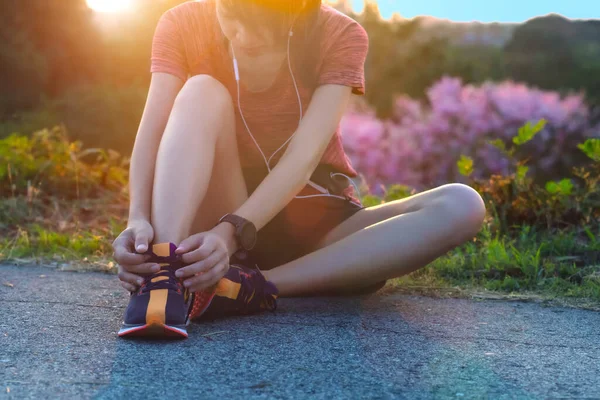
top-left (261, 269), bottom-right (272, 282)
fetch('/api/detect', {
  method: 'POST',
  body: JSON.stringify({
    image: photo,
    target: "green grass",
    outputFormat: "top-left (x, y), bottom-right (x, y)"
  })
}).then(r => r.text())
top-left (388, 223), bottom-right (600, 304)
top-left (0, 194), bottom-right (126, 272)
top-left (3, 224), bottom-right (106, 259)
top-left (0, 222), bottom-right (121, 272)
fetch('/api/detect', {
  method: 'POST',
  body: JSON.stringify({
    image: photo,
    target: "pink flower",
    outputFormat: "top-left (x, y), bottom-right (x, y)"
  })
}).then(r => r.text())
top-left (341, 77), bottom-right (593, 193)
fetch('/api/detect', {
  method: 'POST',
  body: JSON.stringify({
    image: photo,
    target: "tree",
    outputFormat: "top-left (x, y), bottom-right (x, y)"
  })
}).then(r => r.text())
top-left (351, 3), bottom-right (450, 117)
top-left (0, 0), bottom-right (101, 115)
top-left (505, 14), bottom-right (600, 106)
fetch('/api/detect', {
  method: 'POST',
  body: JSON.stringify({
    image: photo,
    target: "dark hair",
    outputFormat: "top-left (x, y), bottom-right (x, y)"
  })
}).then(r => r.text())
top-left (219, 0), bottom-right (322, 89)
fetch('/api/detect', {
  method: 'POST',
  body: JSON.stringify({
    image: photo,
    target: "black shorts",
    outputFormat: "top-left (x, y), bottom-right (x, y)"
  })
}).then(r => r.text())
top-left (242, 164), bottom-right (364, 271)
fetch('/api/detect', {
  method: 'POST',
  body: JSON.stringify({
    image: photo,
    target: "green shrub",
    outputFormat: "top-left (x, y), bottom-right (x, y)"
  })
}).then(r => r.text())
top-left (0, 126), bottom-right (129, 199)
top-left (458, 123), bottom-right (599, 234)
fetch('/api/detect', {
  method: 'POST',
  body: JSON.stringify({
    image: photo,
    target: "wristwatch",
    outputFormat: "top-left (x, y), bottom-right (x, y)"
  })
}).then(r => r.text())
top-left (217, 213), bottom-right (257, 251)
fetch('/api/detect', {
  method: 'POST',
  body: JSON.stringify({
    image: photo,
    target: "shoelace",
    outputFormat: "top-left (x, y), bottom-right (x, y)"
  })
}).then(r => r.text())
top-left (140, 268), bottom-right (181, 294)
top-left (139, 253), bottom-right (185, 294)
top-left (233, 265), bottom-right (277, 312)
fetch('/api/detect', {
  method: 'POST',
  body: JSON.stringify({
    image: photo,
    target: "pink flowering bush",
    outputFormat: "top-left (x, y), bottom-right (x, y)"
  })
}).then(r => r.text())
top-left (341, 77), bottom-right (598, 194)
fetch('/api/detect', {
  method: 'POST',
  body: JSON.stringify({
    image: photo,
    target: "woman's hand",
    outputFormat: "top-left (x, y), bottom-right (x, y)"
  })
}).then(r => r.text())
top-left (174, 230), bottom-right (231, 292)
top-left (112, 220), bottom-right (160, 292)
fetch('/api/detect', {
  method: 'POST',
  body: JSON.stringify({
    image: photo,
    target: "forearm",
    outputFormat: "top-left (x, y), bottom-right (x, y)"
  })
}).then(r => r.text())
top-left (233, 152), bottom-right (318, 231)
top-left (128, 73), bottom-right (183, 224)
top-left (127, 138), bottom-right (160, 223)
top-left (126, 114), bottom-right (169, 224)
top-left (209, 152), bottom-right (315, 257)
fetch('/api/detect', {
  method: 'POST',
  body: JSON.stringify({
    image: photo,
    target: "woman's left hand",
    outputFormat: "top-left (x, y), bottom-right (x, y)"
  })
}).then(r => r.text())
top-left (174, 231), bottom-right (230, 292)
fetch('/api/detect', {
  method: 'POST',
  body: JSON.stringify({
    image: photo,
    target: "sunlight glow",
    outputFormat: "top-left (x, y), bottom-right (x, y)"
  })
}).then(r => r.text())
top-left (86, 0), bottom-right (133, 13)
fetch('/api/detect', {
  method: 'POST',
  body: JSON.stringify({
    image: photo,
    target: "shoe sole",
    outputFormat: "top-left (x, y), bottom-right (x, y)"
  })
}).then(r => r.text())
top-left (118, 322), bottom-right (188, 338)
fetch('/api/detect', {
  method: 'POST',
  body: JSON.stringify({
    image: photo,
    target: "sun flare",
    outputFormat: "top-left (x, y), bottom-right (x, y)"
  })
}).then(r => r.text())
top-left (86, 0), bottom-right (133, 13)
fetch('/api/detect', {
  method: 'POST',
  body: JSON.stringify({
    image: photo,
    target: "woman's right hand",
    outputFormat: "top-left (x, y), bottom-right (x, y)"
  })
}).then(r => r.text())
top-left (112, 219), bottom-right (161, 292)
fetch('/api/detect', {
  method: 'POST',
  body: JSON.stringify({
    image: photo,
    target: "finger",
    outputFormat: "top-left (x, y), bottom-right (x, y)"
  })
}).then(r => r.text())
top-left (118, 269), bottom-right (145, 287)
top-left (115, 227), bottom-right (152, 254)
top-left (175, 233), bottom-right (204, 255)
top-left (114, 245), bottom-right (151, 266)
top-left (112, 228), bottom-right (136, 251)
top-left (121, 281), bottom-right (137, 292)
top-left (176, 250), bottom-right (221, 279)
top-left (195, 263), bottom-right (229, 291)
top-left (121, 262), bottom-right (161, 275)
top-left (180, 240), bottom-right (215, 265)
top-left (134, 234), bottom-right (150, 254)
top-left (112, 230), bottom-right (131, 249)
top-left (193, 262), bottom-right (229, 292)
top-left (186, 261), bottom-right (229, 292)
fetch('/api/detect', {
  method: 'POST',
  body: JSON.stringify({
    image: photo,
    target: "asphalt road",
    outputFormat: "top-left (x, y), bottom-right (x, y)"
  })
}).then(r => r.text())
top-left (1, 263), bottom-right (599, 399)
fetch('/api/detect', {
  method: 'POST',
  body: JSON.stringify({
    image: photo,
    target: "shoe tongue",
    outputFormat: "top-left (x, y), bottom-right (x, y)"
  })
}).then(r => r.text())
top-left (143, 242), bottom-right (183, 266)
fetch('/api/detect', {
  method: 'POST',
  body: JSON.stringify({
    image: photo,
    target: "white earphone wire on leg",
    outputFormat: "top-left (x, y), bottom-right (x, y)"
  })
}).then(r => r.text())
top-left (231, 21), bottom-right (362, 204)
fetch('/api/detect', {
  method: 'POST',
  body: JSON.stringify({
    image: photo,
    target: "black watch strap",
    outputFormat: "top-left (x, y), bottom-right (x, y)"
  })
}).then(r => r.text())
top-left (218, 213), bottom-right (257, 251)
top-left (219, 213), bottom-right (246, 228)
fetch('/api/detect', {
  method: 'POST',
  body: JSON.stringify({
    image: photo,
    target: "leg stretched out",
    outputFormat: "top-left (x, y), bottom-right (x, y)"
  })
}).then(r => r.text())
top-left (262, 183), bottom-right (486, 297)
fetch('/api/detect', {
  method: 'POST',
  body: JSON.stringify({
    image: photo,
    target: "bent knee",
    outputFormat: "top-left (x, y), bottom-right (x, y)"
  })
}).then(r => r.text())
top-left (437, 183), bottom-right (486, 240)
top-left (175, 74), bottom-right (233, 112)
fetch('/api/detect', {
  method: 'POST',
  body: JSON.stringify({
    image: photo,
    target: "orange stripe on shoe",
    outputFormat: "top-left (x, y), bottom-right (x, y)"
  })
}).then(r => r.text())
top-left (146, 288), bottom-right (168, 326)
top-left (150, 276), bottom-right (169, 283)
top-left (215, 279), bottom-right (241, 300)
top-left (152, 243), bottom-right (172, 257)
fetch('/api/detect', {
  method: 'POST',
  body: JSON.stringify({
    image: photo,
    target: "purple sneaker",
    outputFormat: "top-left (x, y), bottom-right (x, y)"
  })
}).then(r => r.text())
top-left (190, 250), bottom-right (278, 320)
top-left (118, 242), bottom-right (201, 338)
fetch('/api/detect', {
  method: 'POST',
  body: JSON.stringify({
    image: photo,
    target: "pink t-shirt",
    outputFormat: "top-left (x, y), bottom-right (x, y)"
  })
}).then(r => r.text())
top-left (151, 0), bottom-right (369, 203)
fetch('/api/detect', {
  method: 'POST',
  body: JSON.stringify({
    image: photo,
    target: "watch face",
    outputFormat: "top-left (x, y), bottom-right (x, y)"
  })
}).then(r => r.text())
top-left (240, 222), bottom-right (257, 250)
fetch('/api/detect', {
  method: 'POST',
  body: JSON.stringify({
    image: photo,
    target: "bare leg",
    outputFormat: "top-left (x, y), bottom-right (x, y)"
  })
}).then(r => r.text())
top-left (262, 184), bottom-right (486, 297)
top-left (151, 75), bottom-right (248, 245)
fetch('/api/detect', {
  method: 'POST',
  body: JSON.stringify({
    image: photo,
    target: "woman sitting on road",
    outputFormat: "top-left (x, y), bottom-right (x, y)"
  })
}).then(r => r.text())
top-left (111, 0), bottom-right (486, 338)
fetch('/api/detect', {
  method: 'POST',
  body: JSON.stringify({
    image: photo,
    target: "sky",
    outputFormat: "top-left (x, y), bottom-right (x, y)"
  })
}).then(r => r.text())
top-left (356, 0), bottom-right (600, 22)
